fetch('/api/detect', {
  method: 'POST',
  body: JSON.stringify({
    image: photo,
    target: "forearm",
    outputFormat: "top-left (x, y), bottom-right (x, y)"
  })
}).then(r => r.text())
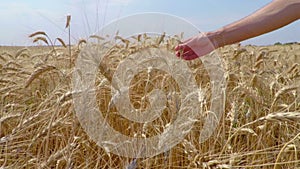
top-left (209, 0), bottom-right (300, 48)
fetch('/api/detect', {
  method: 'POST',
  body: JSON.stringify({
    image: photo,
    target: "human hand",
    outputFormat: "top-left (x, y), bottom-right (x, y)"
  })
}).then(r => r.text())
top-left (175, 32), bottom-right (216, 60)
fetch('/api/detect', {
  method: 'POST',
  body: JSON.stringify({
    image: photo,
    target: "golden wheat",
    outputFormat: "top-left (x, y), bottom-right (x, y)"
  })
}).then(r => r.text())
top-left (55, 38), bottom-right (67, 48)
top-left (0, 34), bottom-right (299, 168)
top-left (28, 31), bottom-right (47, 38)
top-left (24, 65), bottom-right (56, 88)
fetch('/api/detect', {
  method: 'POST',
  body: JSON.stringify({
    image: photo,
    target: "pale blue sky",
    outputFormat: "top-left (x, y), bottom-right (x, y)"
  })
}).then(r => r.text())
top-left (0, 0), bottom-right (299, 46)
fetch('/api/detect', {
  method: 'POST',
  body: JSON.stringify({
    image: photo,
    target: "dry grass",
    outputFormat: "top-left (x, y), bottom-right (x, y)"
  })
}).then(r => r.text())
top-left (0, 34), bottom-right (300, 169)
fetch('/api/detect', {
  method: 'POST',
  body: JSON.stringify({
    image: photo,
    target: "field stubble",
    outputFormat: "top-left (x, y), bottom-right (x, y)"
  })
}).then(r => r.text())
top-left (0, 35), bottom-right (300, 168)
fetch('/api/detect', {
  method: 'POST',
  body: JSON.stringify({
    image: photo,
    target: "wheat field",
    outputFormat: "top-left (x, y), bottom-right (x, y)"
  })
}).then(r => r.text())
top-left (0, 33), bottom-right (300, 169)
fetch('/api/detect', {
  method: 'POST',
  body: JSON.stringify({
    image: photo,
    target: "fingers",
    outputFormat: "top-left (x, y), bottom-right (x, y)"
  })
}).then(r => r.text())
top-left (182, 50), bottom-right (199, 60)
top-left (175, 44), bottom-right (189, 53)
top-left (175, 44), bottom-right (199, 60)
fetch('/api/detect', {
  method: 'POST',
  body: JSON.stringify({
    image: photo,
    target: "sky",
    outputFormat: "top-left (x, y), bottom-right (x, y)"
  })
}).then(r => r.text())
top-left (0, 0), bottom-right (299, 46)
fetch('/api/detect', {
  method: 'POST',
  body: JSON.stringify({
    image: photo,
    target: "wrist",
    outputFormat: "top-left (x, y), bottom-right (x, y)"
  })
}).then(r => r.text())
top-left (206, 29), bottom-right (226, 49)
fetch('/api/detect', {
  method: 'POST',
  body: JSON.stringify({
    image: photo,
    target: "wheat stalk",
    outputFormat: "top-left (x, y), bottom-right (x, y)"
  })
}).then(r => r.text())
top-left (29, 31), bottom-right (47, 38)
top-left (90, 35), bottom-right (105, 41)
top-left (55, 38), bottom-right (67, 48)
top-left (271, 84), bottom-right (299, 109)
top-left (15, 48), bottom-right (29, 58)
top-left (33, 37), bottom-right (49, 45)
top-left (24, 65), bottom-right (56, 88)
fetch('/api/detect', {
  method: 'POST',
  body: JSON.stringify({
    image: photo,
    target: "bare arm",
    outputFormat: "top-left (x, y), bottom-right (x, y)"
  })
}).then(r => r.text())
top-left (210, 0), bottom-right (300, 48)
top-left (176, 0), bottom-right (300, 60)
